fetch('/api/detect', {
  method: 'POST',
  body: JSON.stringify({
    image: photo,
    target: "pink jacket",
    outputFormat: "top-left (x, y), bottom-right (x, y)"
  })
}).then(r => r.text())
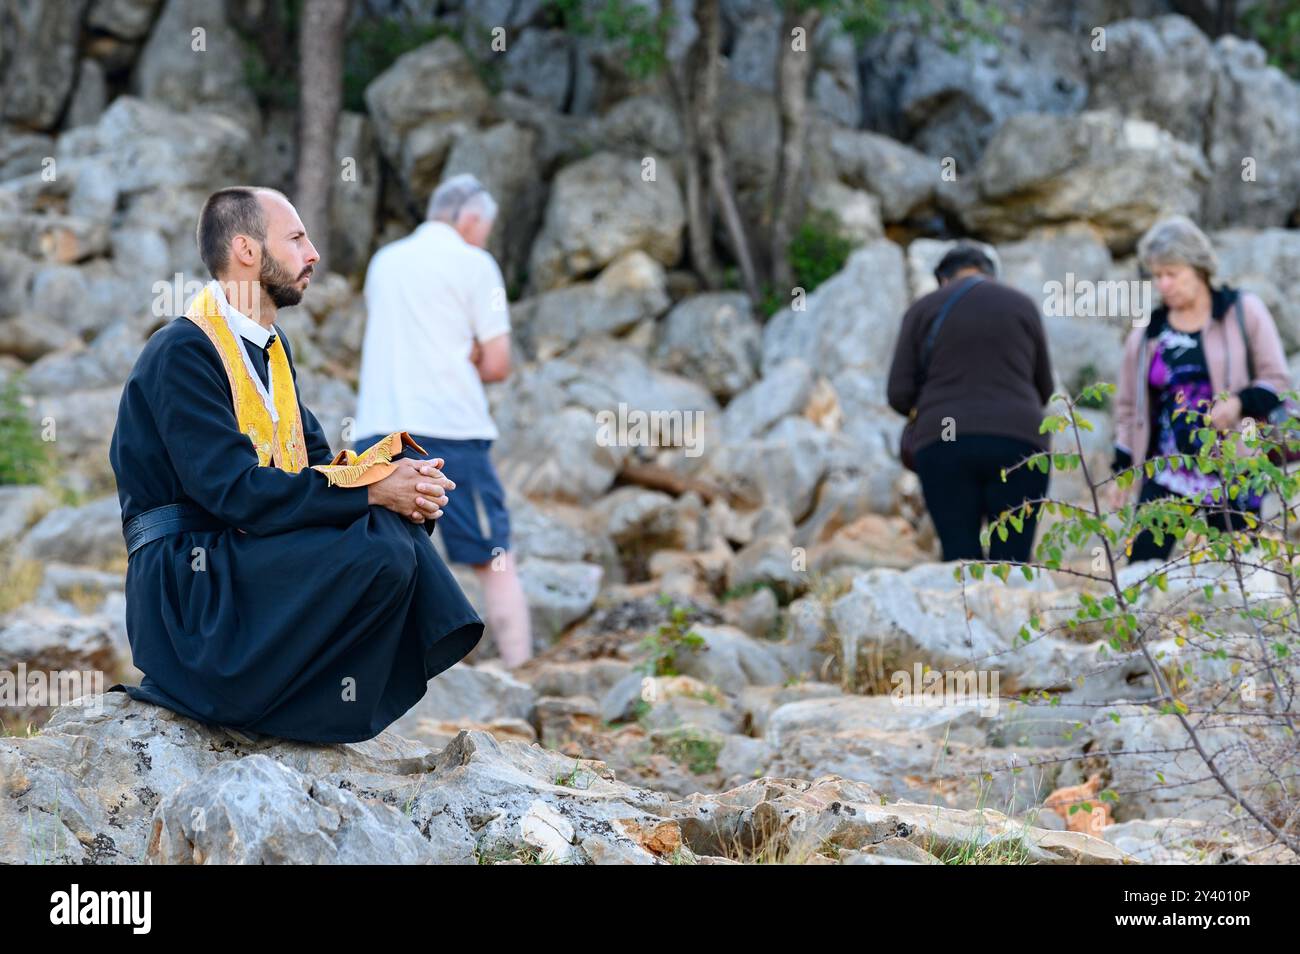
top-left (1114, 289), bottom-right (1292, 469)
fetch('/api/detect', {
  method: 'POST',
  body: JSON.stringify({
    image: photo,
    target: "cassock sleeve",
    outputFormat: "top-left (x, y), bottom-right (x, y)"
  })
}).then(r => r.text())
top-left (152, 326), bottom-right (371, 535)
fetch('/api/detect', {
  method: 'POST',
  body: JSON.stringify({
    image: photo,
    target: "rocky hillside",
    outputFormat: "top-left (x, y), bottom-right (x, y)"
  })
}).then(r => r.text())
top-left (2, 1), bottom-right (1299, 863)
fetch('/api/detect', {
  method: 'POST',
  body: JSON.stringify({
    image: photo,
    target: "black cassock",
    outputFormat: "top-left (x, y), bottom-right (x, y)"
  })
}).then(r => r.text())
top-left (107, 316), bottom-right (483, 742)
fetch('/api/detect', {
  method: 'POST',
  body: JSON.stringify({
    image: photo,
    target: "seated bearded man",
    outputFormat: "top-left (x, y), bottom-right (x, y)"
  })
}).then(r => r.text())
top-left (106, 186), bottom-right (484, 743)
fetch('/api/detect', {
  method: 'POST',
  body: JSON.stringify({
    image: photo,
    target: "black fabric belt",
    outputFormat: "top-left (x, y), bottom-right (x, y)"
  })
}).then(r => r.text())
top-left (123, 502), bottom-right (228, 557)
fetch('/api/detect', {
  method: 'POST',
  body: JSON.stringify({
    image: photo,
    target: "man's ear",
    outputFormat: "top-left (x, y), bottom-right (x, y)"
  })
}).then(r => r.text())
top-left (230, 234), bottom-right (257, 268)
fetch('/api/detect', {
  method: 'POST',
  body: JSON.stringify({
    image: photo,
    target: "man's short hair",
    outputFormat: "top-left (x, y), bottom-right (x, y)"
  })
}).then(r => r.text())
top-left (934, 243), bottom-right (998, 284)
top-left (196, 186), bottom-right (280, 278)
top-left (426, 173), bottom-right (498, 224)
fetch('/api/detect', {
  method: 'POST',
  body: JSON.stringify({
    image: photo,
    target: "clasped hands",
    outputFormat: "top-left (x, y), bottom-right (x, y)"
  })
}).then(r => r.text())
top-left (367, 457), bottom-right (455, 524)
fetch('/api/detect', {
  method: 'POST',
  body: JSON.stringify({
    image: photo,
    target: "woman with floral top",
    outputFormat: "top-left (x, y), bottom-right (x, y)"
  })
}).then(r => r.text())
top-left (1111, 216), bottom-right (1292, 563)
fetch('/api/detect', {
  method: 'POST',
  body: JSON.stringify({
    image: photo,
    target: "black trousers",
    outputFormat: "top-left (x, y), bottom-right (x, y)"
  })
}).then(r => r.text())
top-left (1127, 478), bottom-right (1254, 563)
top-left (913, 434), bottom-right (1050, 563)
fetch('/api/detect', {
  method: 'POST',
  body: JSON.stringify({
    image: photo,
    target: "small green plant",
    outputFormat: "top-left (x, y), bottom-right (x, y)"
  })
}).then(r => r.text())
top-left (636, 595), bottom-right (706, 677)
top-left (554, 759), bottom-right (596, 790)
top-left (1240, 1), bottom-right (1300, 78)
top-left (26, 787), bottom-right (66, 865)
top-left (0, 377), bottom-right (54, 486)
top-left (931, 828), bottom-right (1033, 865)
top-left (652, 727), bottom-right (722, 775)
top-left (720, 580), bottom-right (783, 603)
top-left (787, 209), bottom-right (854, 300)
top-left (957, 380), bottom-right (1300, 859)
top-left (666, 846), bottom-right (697, 864)
top-left (476, 841), bottom-right (544, 865)
top-left (543, 0), bottom-right (674, 80)
top-left (401, 777), bottom-right (428, 819)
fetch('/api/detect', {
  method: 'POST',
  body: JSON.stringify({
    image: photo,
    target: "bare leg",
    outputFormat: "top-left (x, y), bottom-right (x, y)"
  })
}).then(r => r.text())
top-left (471, 549), bottom-right (532, 668)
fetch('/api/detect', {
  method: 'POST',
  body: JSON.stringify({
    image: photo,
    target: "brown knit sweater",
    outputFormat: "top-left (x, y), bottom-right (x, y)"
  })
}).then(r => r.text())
top-left (886, 277), bottom-right (1055, 453)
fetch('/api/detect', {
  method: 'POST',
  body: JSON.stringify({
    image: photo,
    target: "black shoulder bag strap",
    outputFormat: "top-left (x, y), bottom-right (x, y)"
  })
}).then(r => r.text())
top-left (914, 275), bottom-right (985, 393)
top-left (1233, 294), bottom-right (1256, 385)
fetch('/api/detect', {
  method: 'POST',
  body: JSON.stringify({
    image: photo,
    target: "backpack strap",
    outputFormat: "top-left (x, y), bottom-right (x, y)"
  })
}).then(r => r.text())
top-left (915, 275), bottom-right (985, 392)
top-left (1233, 293), bottom-right (1256, 385)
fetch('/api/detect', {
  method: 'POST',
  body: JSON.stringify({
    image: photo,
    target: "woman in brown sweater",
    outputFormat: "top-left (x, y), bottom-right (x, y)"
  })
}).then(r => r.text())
top-left (888, 244), bottom-right (1055, 562)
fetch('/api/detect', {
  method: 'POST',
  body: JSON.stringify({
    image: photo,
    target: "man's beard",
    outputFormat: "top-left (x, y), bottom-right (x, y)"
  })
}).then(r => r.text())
top-left (259, 244), bottom-right (311, 308)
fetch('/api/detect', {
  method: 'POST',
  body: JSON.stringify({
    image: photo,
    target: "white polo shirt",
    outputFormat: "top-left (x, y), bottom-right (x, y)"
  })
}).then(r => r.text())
top-left (353, 221), bottom-right (511, 441)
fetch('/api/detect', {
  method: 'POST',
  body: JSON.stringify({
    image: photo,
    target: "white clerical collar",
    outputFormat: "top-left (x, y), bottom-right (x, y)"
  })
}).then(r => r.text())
top-left (207, 279), bottom-right (274, 348)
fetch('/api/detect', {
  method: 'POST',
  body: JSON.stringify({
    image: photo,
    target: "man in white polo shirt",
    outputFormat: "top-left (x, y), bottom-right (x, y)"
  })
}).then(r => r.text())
top-left (353, 174), bottom-right (531, 668)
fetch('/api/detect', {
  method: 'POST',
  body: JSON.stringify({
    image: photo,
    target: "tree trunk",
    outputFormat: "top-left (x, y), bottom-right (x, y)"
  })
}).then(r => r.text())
top-left (294, 0), bottom-right (351, 273)
top-left (769, 6), bottom-right (821, 294)
top-left (697, 0), bottom-right (760, 302)
top-left (666, 35), bottom-right (719, 287)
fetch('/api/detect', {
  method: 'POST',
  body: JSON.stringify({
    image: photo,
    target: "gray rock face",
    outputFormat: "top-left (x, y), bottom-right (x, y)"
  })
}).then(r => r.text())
top-left (389, 663), bottom-right (537, 737)
top-left (1084, 15), bottom-right (1213, 148)
top-left (1069, 703), bottom-right (1288, 824)
top-left (823, 124), bottom-right (938, 223)
top-left (133, 0), bottom-right (256, 117)
top-left (149, 754), bottom-right (440, 864)
top-left (443, 125), bottom-right (543, 289)
top-left (1212, 229), bottom-right (1300, 351)
top-left (592, 487), bottom-right (679, 549)
top-left (655, 292), bottom-right (761, 400)
top-left (17, 495), bottom-right (125, 567)
top-left (704, 415), bottom-right (832, 521)
top-left (1202, 35), bottom-right (1300, 229)
top-left (828, 566), bottom-right (1151, 697)
top-left (805, 178), bottom-right (884, 246)
top-left (0, 131), bottom-right (55, 182)
top-left (508, 498), bottom-right (614, 566)
top-left (0, 607), bottom-right (118, 705)
top-left (492, 338), bottom-right (717, 502)
top-left (56, 97), bottom-right (253, 197)
top-left (518, 559), bottom-right (605, 643)
top-left (502, 28), bottom-right (573, 110)
top-left (0, 312), bottom-right (75, 362)
top-left (66, 58), bottom-right (109, 130)
top-left (364, 37), bottom-right (492, 203)
top-left (0, 692), bottom-right (445, 865)
top-left (720, 358), bottom-right (813, 441)
top-left (0, 485), bottom-right (54, 546)
top-left (0, 0), bottom-right (88, 130)
top-left (88, 0), bottom-right (164, 40)
top-left (328, 112), bottom-right (381, 278)
top-left (994, 227), bottom-right (1129, 394)
top-left (528, 151), bottom-right (685, 292)
top-left (860, 23), bottom-right (1088, 172)
top-left (1086, 16), bottom-right (1300, 230)
top-left (596, 94), bottom-right (685, 159)
top-left (668, 773), bottom-right (1126, 864)
top-left (761, 239), bottom-right (909, 383)
top-left (947, 110), bottom-right (1210, 250)
top-left (515, 251), bottom-right (670, 361)
top-left (670, 623), bottom-right (790, 694)
top-left (727, 527), bottom-right (805, 597)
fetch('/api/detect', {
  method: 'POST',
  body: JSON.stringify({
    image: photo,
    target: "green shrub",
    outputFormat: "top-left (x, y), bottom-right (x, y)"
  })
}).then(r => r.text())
top-left (0, 377), bottom-right (53, 486)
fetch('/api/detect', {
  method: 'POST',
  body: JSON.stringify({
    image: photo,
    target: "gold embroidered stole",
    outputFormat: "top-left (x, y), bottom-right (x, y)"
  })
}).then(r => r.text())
top-left (184, 285), bottom-right (309, 472)
top-left (313, 432), bottom-right (429, 487)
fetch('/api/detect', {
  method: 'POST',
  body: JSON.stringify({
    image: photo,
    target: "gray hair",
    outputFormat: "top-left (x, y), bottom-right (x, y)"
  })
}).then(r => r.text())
top-left (1137, 215), bottom-right (1218, 281)
top-left (427, 173), bottom-right (498, 225)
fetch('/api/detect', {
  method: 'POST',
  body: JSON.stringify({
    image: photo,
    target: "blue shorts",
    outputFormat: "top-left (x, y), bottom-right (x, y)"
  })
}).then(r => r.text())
top-left (354, 433), bottom-right (512, 566)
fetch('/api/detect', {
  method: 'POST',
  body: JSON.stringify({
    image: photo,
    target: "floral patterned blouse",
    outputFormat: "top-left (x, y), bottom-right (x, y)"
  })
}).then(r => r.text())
top-left (1147, 325), bottom-right (1259, 509)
